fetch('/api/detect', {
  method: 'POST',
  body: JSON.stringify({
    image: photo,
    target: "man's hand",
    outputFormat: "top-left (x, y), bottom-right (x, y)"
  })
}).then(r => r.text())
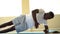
top-left (44, 29), bottom-right (49, 33)
top-left (35, 22), bottom-right (39, 29)
top-left (44, 25), bottom-right (49, 33)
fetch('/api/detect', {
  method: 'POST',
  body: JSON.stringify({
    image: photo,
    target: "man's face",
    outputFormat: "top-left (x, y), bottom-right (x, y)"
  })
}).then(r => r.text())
top-left (44, 13), bottom-right (52, 20)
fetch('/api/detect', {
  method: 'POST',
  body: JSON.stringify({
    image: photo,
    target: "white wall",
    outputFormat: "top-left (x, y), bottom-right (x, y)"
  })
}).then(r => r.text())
top-left (0, 0), bottom-right (60, 17)
top-left (29, 0), bottom-right (60, 14)
top-left (0, 0), bottom-right (22, 17)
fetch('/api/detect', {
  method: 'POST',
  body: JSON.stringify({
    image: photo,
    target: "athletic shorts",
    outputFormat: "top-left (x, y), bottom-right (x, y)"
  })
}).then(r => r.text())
top-left (12, 15), bottom-right (28, 32)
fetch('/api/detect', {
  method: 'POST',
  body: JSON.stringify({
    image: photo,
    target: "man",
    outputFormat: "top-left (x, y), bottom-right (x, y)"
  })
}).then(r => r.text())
top-left (32, 9), bottom-right (54, 33)
top-left (0, 9), bottom-right (54, 33)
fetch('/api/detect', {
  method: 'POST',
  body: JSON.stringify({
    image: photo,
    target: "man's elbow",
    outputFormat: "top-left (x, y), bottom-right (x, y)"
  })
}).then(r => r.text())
top-left (32, 9), bottom-right (39, 14)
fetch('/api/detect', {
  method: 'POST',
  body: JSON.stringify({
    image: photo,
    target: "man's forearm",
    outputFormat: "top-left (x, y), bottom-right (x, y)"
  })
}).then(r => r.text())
top-left (32, 13), bottom-right (37, 22)
top-left (45, 25), bottom-right (49, 30)
top-left (32, 9), bottom-right (39, 28)
top-left (32, 13), bottom-right (39, 28)
top-left (32, 9), bottom-right (39, 23)
top-left (44, 25), bottom-right (49, 33)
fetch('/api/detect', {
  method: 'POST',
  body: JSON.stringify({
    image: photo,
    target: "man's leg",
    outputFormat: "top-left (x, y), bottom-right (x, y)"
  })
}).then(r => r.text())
top-left (0, 26), bottom-right (15, 33)
top-left (0, 21), bottom-right (13, 28)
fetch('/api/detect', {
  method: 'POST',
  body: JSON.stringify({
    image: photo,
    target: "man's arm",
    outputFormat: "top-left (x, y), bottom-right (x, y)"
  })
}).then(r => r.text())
top-left (0, 26), bottom-right (15, 33)
top-left (44, 25), bottom-right (49, 33)
top-left (32, 9), bottom-right (39, 29)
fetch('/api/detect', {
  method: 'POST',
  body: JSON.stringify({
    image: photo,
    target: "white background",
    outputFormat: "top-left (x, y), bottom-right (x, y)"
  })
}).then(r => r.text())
top-left (0, 0), bottom-right (60, 17)
top-left (29, 0), bottom-right (60, 14)
top-left (0, 0), bottom-right (22, 17)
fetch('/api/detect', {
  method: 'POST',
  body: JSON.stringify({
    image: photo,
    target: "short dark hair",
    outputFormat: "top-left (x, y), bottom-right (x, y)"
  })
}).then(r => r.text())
top-left (49, 11), bottom-right (54, 18)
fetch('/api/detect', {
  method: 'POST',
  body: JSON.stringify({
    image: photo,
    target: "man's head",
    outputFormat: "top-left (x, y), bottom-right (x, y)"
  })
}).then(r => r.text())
top-left (44, 11), bottom-right (54, 20)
